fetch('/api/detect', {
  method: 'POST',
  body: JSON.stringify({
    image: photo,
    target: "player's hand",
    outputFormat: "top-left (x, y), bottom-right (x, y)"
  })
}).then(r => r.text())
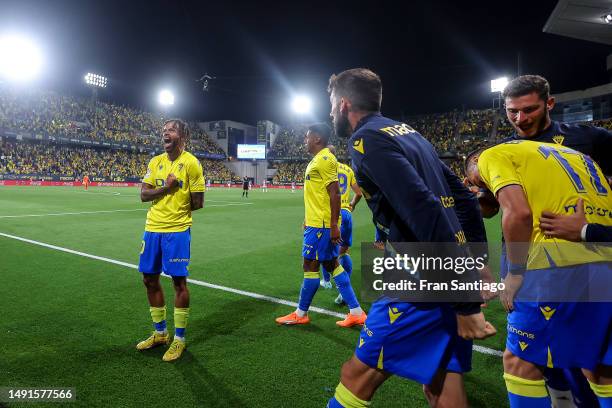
top-left (348, 203), bottom-right (354, 212)
top-left (166, 173), bottom-right (179, 189)
top-left (330, 225), bottom-right (341, 245)
top-left (539, 198), bottom-right (586, 242)
top-left (373, 241), bottom-right (385, 251)
top-left (456, 312), bottom-right (497, 340)
top-left (501, 273), bottom-right (524, 313)
top-left (478, 265), bottom-right (498, 303)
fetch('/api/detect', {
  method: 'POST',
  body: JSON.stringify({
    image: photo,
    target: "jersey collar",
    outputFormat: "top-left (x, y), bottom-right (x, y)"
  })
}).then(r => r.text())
top-left (314, 147), bottom-right (331, 159)
top-left (511, 120), bottom-right (560, 141)
top-left (354, 112), bottom-right (382, 133)
top-left (166, 150), bottom-right (185, 162)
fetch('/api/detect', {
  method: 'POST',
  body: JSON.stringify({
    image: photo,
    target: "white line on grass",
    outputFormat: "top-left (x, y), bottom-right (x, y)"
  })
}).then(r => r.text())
top-left (0, 209), bottom-right (147, 218)
top-left (0, 231), bottom-right (503, 357)
top-left (0, 203), bottom-right (254, 218)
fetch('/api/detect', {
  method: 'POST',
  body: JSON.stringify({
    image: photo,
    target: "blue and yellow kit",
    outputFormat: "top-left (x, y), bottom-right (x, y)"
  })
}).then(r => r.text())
top-left (478, 140), bottom-right (612, 370)
top-left (302, 147), bottom-right (340, 261)
top-left (338, 161), bottom-right (356, 247)
top-left (138, 150), bottom-right (205, 276)
top-left (348, 113), bottom-right (487, 384)
top-left (505, 120), bottom-right (612, 176)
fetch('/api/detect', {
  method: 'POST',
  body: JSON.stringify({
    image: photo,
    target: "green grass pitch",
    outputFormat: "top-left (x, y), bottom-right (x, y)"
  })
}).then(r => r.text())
top-left (0, 186), bottom-right (508, 407)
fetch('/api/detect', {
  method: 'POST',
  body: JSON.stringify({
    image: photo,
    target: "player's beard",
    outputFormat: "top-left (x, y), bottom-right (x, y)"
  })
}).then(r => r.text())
top-left (333, 109), bottom-right (352, 139)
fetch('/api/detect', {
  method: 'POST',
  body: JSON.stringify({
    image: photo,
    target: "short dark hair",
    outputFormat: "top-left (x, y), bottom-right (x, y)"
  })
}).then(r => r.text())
top-left (502, 75), bottom-right (550, 101)
top-left (463, 147), bottom-right (486, 173)
top-left (163, 119), bottom-right (190, 140)
top-left (308, 123), bottom-right (332, 145)
top-left (328, 68), bottom-right (382, 112)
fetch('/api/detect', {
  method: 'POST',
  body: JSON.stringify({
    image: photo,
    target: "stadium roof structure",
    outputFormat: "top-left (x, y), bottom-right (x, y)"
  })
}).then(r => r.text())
top-left (543, 0), bottom-right (612, 45)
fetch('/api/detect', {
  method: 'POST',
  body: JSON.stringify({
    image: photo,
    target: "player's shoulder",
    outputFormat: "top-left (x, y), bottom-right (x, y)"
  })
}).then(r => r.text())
top-left (558, 121), bottom-right (610, 138)
top-left (182, 151), bottom-right (203, 167)
top-left (351, 113), bottom-right (420, 156)
top-left (337, 161), bottom-right (351, 173)
top-left (148, 153), bottom-right (166, 165)
top-left (316, 148), bottom-right (337, 165)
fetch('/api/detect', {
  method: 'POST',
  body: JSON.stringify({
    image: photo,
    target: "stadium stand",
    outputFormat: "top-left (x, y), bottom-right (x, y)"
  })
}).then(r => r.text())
top-left (1, 86), bottom-right (611, 182)
top-left (0, 88), bottom-right (225, 155)
top-left (0, 140), bottom-right (236, 182)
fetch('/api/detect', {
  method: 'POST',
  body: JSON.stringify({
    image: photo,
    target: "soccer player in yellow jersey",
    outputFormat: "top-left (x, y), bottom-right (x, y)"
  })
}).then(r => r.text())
top-left (466, 140), bottom-right (612, 408)
top-left (275, 123), bottom-right (366, 327)
top-left (320, 145), bottom-right (362, 305)
top-left (136, 119), bottom-right (205, 362)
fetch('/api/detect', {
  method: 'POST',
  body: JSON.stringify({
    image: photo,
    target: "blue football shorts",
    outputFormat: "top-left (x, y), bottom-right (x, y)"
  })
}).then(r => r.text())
top-left (355, 299), bottom-right (472, 385)
top-left (340, 209), bottom-right (353, 248)
top-left (138, 229), bottom-right (191, 277)
top-left (302, 226), bottom-right (339, 262)
top-left (506, 262), bottom-right (612, 370)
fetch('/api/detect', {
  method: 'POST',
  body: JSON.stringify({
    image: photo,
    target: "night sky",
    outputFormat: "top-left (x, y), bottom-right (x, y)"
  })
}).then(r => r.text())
top-left (1, 0), bottom-right (610, 124)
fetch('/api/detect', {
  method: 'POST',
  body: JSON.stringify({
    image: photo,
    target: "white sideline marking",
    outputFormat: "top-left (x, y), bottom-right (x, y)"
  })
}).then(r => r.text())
top-left (0, 202), bottom-right (253, 218)
top-left (0, 231), bottom-right (503, 357)
top-left (0, 209), bottom-right (147, 218)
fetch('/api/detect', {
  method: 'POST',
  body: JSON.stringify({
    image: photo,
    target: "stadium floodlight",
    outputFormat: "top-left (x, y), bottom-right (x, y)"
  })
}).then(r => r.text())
top-left (491, 77), bottom-right (509, 93)
top-left (604, 13), bottom-right (612, 24)
top-left (84, 72), bottom-right (108, 88)
top-left (0, 35), bottom-right (43, 82)
top-left (159, 89), bottom-right (175, 106)
top-left (291, 95), bottom-right (312, 114)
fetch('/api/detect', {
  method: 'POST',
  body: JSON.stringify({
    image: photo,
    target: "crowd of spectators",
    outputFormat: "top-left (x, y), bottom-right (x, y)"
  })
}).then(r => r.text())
top-left (458, 109), bottom-right (496, 137)
top-left (0, 88), bottom-right (224, 155)
top-left (271, 161), bottom-right (307, 184)
top-left (201, 158), bottom-right (239, 182)
top-left (0, 140), bottom-right (235, 181)
top-left (407, 111), bottom-right (459, 152)
top-left (268, 125), bottom-right (348, 161)
top-left (0, 140), bottom-right (147, 179)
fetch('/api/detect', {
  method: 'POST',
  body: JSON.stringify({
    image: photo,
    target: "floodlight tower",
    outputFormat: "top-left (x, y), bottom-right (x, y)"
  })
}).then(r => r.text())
top-left (491, 76), bottom-right (509, 111)
top-left (0, 35), bottom-right (43, 84)
top-left (291, 95), bottom-right (312, 124)
top-left (84, 72), bottom-right (107, 105)
top-left (158, 89), bottom-right (175, 118)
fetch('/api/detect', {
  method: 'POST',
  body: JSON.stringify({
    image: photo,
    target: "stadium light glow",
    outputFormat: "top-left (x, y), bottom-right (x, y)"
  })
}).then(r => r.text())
top-left (291, 95), bottom-right (312, 114)
top-left (604, 13), bottom-right (612, 24)
top-left (84, 72), bottom-right (108, 88)
top-left (491, 77), bottom-right (509, 93)
top-left (159, 89), bottom-right (175, 106)
top-left (0, 35), bottom-right (43, 82)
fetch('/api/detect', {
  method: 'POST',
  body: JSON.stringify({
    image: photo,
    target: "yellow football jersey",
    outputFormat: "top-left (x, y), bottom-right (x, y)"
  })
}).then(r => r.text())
top-left (478, 140), bottom-right (612, 269)
top-left (304, 147), bottom-right (339, 228)
top-left (142, 150), bottom-right (205, 232)
top-left (338, 162), bottom-right (357, 211)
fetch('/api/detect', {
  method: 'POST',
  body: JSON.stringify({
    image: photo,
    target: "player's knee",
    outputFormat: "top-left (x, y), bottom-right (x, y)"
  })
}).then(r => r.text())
top-left (503, 349), bottom-right (541, 379)
top-left (142, 275), bottom-right (161, 291)
top-left (502, 349), bottom-right (519, 372)
top-left (323, 259), bottom-right (339, 272)
top-left (172, 277), bottom-right (188, 292)
top-left (582, 365), bottom-right (612, 384)
top-left (340, 358), bottom-right (359, 384)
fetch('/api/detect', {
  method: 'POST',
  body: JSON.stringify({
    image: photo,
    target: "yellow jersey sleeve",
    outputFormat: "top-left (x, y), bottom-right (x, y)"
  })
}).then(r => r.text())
top-left (478, 147), bottom-right (521, 195)
top-left (319, 154), bottom-right (339, 187)
top-left (348, 166), bottom-right (356, 188)
top-left (142, 158), bottom-right (156, 186)
top-left (187, 158), bottom-right (205, 193)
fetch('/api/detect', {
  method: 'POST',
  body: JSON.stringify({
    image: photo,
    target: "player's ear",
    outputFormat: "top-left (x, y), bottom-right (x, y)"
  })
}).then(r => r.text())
top-left (340, 97), bottom-right (350, 115)
top-left (546, 97), bottom-right (555, 111)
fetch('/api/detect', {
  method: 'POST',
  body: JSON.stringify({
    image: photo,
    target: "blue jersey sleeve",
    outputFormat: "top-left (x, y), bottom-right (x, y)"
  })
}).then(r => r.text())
top-left (593, 127), bottom-right (612, 176)
top-left (586, 224), bottom-right (612, 243)
top-left (439, 161), bottom-right (489, 258)
top-left (359, 136), bottom-right (457, 243)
